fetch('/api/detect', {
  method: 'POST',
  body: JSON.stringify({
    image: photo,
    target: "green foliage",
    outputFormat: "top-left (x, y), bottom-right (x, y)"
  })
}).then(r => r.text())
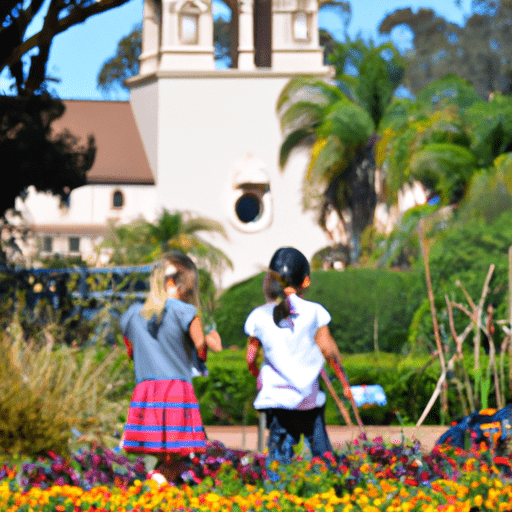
top-left (97, 24), bottom-right (141, 95)
top-left (379, 4), bottom-right (512, 99)
top-left (201, 351), bottom-right (509, 426)
top-left (377, 77), bottom-right (512, 207)
top-left (277, 38), bottom-right (405, 262)
top-left (214, 273), bottom-right (266, 348)
top-left (194, 352), bottom-right (258, 426)
top-left (428, 209), bottom-right (512, 312)
top-left (0, 95), bottom-right (95, 218)
top-left (0, 328), bottom-right (129, 458)
top-left (214, 269), bottom-right (425, 354)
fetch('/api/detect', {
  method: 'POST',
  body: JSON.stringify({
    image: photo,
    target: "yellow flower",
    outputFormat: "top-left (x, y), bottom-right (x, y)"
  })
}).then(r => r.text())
top-left (474, 495), bottom-right (483, 507)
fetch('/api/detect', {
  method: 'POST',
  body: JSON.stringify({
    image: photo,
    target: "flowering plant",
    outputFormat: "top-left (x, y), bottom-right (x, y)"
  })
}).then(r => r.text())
top-left (0, 435), bottom-right (510, 511)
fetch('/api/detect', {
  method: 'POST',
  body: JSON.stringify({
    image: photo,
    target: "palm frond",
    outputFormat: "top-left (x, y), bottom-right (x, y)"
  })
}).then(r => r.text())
top-left (279, 127), bottom-right (315, 169)
top-left (181, 216), bottom-right (229, 240)
top-left (319, 101), bottom-right (375, 144)
top-left (276, 76), bottom-right (345, 113)
top-left (307, 135), bottom-right (345, 183)
top-left (493, 152), bottom-right (512, 195)
top-left (279, 100), bottom-right (324, 134)
top-left (409, 142), bottom-right (478, 203)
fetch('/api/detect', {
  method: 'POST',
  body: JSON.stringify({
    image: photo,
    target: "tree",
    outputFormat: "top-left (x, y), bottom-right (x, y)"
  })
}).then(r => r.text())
top-left (379, 1), bottom-right (512, 99)
top-left (1, 0), bottom-right (132, 95)
top-left (97, 24), bottom-right (141, 95)
top-left (0, 95), bottom-right (95, 218)
top-left (377, 75), bottom-right (512, 207)
top-left (276, 39), bottom-right (405, 263)
top-left (104, 209), bottom-right (232, 272)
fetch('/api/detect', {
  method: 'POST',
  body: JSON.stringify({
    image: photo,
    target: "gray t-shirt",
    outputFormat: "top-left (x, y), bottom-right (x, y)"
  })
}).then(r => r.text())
top-left (120, 298), bottom-right (198, 384)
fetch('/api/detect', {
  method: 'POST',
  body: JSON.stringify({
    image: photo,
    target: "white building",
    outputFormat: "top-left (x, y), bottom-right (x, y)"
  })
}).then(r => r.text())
top-left (125, 0), bottom-right (337, 286)
top-left (16, 0), bottom-right (427, 286)
top-left (16, 100), bottom-right (158, 266)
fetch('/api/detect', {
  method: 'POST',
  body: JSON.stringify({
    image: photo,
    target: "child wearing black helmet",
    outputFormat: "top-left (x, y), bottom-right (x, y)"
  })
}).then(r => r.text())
top-left (245, 247), bottom-right (350, 467)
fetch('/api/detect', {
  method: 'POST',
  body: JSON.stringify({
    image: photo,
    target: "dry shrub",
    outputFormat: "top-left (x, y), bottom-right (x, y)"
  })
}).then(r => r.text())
top-left (0, 321), bottom-right (128, 458)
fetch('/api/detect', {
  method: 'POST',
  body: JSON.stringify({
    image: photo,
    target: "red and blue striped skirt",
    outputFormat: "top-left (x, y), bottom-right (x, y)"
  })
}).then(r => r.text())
top-left (123, 379), bottom-right (206, 456)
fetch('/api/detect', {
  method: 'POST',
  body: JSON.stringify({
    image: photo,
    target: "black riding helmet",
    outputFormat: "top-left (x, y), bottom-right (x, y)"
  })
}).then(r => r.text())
top-left (269, 247), bottom-right (310, 289)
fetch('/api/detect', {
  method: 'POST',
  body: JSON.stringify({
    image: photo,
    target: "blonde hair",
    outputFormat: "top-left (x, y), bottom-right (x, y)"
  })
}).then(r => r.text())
top-left (140, 251), bottom-right (199, 321)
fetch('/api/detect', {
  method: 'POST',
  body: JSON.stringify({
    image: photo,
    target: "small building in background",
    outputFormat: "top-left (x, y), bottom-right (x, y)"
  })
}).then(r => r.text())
top-left (16, 100), bottom-right (157, 267)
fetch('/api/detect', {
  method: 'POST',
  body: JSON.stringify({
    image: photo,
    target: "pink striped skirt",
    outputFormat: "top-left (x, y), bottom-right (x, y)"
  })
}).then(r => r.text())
top-left (123, 379), bottom-right (206, 456)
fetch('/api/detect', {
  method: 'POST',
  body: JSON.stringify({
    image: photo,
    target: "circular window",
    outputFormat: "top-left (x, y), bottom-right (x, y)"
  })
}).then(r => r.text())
top-left (235, 193), bottom-right (262, 223)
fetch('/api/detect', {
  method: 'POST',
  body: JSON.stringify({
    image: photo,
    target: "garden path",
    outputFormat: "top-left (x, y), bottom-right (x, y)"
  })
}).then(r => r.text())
top-left (203, 425), bottom-right (448, 453)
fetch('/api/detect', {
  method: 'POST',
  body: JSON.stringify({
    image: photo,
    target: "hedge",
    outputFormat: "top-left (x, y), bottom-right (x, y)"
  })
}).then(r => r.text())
top-left (214, 268), bottom-right (425, 353)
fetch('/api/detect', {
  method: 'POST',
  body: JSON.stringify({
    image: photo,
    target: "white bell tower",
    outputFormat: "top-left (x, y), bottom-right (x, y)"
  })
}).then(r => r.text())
top-left (128, 0), bottom-right (331, 286)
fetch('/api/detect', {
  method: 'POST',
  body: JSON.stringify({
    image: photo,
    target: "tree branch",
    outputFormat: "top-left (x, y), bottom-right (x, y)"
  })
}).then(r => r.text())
top-left (2, 0), bottom-right (131, 79)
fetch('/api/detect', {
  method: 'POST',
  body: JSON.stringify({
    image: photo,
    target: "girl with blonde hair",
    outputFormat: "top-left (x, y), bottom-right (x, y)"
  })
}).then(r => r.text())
top-left (121, 251), bottom-right (222, 483)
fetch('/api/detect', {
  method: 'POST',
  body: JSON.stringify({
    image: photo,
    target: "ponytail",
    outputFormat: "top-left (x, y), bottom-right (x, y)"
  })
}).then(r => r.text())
top-left (263, 272), bottom-right (293, 327)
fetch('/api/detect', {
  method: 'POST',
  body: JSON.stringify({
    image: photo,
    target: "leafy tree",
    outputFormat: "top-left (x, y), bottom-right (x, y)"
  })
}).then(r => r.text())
top-left (105, 209), bottom-right (231, 265)
top-left (277, 38), bottom-right (405, 263)
top-left (1, 0), bottom-right (132, 96)
top-left (379, 1), bottom-right (512, 99)
top-left (0, 94), bottom-right (95, 218)
top-left (97, 24), bottom-right (141, 95)
top-left (377, 76), bottom-right (512, 207)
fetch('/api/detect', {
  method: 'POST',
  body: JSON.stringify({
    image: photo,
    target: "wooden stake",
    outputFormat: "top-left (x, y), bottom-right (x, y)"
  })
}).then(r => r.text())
top-left (320, 369), bottom-right (353, 426)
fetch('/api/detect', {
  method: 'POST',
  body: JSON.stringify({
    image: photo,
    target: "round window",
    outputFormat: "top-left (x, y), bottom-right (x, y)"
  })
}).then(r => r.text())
top-left (235, 193), bottom-right (262, 223)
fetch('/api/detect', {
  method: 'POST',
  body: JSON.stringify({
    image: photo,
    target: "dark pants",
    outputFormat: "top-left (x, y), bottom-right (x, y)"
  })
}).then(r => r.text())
top-left (264, 406), bottom-right (333, 465)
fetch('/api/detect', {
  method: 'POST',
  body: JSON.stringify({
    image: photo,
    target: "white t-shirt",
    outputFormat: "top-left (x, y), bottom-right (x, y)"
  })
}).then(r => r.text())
top-left (244, 293), bottom-right (331, 410)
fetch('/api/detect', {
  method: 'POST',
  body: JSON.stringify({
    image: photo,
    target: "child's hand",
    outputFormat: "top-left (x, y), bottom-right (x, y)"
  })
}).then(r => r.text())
top-left (205, 330), bottom-right (222, 352)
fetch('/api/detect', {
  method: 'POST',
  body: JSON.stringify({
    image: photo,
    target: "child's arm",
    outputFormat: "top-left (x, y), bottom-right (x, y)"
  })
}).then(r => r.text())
top-left (314, 325), bottom-right (351, 398)
top-left (123, 336), bottom-right (134, 360)
top-left (246, 336), bottom-right (261, 378)
top-left (189, 316), bottom-right (222, 361)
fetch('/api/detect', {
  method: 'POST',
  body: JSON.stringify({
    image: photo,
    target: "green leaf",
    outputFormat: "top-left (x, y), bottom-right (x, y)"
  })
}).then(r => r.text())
top-left (279, 128), bottom-right (314, 168)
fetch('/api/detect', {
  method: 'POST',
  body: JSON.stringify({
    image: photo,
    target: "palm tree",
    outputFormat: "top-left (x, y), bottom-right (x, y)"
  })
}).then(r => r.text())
top-left (377, 75), bottom-right (512, 206)
top-left (277, 38), bottom-right (405, 263)
top-left (104, 210), bottom-right (232, 274)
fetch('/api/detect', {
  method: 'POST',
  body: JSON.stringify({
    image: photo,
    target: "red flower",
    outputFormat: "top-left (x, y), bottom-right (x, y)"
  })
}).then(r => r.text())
top-left (405, 477), bottom-right (419, 486)
top-left (494, 456), bottom-right (511, 466)
top-left (420, 471), bottom-right (430, 482)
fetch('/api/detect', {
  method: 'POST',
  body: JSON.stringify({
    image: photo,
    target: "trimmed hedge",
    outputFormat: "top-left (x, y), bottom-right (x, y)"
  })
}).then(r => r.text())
top-left (214, 268), bottom-right (425, 353)
top-left (195, 350), bottom-right (506, 426)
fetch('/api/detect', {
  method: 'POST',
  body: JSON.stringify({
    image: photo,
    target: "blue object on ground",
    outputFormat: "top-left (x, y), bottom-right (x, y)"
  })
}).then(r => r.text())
top-left (436, 404), bottom-right (512, 448)
top-left (350, 385), bottom-right (387, 408)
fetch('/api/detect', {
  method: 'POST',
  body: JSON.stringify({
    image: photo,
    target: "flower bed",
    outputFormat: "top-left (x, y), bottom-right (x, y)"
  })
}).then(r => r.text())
top-left (0, 435), bottom-right (511, 511)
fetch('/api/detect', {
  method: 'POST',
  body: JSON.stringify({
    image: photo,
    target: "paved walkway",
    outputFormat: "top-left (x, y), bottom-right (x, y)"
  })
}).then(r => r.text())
top-left (204, 425), bottom-right (449, 454)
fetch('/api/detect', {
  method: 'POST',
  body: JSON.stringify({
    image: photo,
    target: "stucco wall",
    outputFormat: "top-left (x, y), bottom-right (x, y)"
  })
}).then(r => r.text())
top-left (130, 73), bottom-right (331, 287)
top-left (17, 184), bottom-right (158, 227)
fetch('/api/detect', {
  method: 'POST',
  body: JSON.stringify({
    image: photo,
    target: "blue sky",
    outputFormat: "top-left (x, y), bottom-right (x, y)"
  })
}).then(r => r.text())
top-left (0, 0), bottom-right (472, 101)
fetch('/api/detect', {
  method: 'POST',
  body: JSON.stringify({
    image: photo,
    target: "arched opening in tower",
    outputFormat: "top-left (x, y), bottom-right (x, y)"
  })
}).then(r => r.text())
top-left (213, 0), bottom-right (234, 68)
top-left (213, 0), bottom-right (272, 69)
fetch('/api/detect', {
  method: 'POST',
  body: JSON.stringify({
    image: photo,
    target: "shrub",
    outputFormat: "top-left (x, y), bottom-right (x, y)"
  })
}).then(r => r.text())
top-left (215, 269), bottom-right (425, 353)
top-left (0, 326), bottom-right (130, 458)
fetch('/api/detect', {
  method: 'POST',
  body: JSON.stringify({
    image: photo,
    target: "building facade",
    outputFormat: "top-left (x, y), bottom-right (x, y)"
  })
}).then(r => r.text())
top-left (126, 0), bottom-right (334, 286)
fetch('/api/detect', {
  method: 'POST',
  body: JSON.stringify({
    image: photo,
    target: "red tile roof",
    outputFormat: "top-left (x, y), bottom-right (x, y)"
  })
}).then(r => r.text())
top-left (52, 100), bottom-right (154, 185)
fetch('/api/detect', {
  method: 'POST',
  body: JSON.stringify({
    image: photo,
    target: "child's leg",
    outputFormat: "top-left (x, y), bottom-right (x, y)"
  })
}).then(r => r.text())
top-left (266, 409), bottom-right (300, 465)
top-left (154, 454), bottom-right (189, 483)
top-left (303, 406), bottom-right (334, 459)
